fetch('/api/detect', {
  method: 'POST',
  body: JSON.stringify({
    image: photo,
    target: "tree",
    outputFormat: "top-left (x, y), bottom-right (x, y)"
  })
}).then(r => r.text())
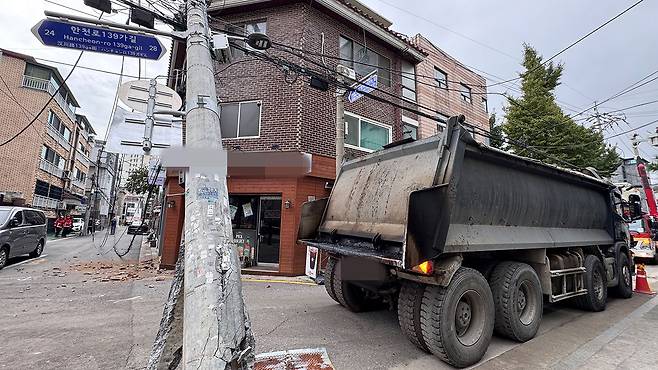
top-left (125, 166), bottom-right (150, 194)
top-left (489, 113), bottom-right (505, 149)
top-left (503, 44), bottom-right (620, 177)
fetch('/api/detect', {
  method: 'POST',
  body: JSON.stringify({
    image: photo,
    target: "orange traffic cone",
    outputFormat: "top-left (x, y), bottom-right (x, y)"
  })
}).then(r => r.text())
top-left (634, 264), bottom-right (656, 295)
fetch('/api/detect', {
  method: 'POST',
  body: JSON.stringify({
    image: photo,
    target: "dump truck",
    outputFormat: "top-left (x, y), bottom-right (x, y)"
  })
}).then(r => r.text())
top-left (298, 116), bottom-right (636, 368)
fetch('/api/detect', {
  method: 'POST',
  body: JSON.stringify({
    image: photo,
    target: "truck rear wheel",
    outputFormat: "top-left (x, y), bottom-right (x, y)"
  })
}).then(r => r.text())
top-left (489, 262), bottom-right (542, 342)
top-left (575, 255), bottom-right (607, 312)
top-left (398, 281), bottom-right (429, 352)
top-left (329, 257), bottom-right (379, 312)
top-left (420, 267), bottom-right (494, 368)
top-left (324, 257), bottom-right (339, 303)
top-left (612, 252), bottom-right (633, 299)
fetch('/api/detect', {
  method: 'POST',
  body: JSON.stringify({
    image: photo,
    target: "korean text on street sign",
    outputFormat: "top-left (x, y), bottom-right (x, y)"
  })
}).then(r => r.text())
top-left (31, 19), bottom-right (167, 60)
top-left (347, 72), bottom-right (378, 103)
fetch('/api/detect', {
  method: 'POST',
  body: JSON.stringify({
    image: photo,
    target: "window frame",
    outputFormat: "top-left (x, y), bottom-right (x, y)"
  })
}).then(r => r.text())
top-left (338, 35), bottom-right (392, 87)
top-left (401, 60), bottom-right (417, 102)
top-left (219, 100), bottom-right (262, 139)
top-left (344, 111), bottom-right (392, 153)
top-left (436, 113), bottom-right (449, 134)
top-left (402, 115), bottom-right (419, 140)
top-left (434, 67), bottom-right (448, 89)
top-left (460, 83), bottom-right (472, 104)
top-left (482, 97), bottom-right (488, 112)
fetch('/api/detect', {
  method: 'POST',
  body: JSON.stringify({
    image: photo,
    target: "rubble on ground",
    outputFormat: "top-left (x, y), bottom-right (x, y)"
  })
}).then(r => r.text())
top-left (62, 260), bottom-right (173, 282)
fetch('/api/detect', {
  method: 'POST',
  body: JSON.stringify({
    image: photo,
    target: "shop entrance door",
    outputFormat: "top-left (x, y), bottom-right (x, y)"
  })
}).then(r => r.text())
top-left (257, 196), bottom-right (281, 264)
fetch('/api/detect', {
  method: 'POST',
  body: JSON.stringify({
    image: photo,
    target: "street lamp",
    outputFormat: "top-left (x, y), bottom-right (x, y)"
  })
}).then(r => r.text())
top-left (246, 32), bottom-right (271, 50)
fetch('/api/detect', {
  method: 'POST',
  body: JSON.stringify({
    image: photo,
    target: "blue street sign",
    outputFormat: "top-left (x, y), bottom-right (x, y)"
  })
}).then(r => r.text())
top-left (31, 19), bottom-right (166, 60)
top-left (347, 72), bottom-right (378, 103)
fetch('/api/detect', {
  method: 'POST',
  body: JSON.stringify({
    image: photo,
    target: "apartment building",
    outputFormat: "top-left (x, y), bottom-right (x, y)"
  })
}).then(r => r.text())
top-left (160, 0), bottom-right (489, 275)
top-left (85, 140), bottom-right (119, 228)
top-left (0, 49), bottom-right (95, 228)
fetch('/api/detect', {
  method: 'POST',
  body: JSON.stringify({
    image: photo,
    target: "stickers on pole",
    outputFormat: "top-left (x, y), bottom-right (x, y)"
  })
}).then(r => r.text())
top-left (118, 79), bottom-right (182, 114)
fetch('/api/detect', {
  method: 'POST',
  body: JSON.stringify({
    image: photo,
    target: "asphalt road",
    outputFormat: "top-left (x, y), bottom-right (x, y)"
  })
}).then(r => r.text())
top-left (1, 237), bottom-right (657, 369)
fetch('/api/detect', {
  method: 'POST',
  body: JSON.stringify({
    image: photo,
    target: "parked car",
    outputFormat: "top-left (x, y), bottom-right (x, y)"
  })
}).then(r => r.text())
top-left (0, 206), bottom-right (47, 270)
top-left (72, 217), bottom-right (84, 233)
top-left (127, 219), bottom-right (148, 235)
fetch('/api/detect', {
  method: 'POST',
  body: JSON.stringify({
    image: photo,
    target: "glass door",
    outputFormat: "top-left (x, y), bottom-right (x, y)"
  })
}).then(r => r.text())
top-left (257, 196), bottom-right (281, 264)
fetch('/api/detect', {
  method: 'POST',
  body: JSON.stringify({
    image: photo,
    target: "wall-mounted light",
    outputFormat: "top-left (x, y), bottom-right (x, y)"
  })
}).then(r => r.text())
top-left (167, 200), bottom-right (176, 208)
top-left (284, 200), bottom-right (292, 209)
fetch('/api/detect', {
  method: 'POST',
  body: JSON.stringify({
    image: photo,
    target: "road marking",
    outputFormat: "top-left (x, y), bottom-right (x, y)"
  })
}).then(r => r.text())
top-left (4, 254), bottom-right (48, 270)
top-left (112, 295), bottom-right (142, 304)
top-left (241, 278), bottom-right (317, 286)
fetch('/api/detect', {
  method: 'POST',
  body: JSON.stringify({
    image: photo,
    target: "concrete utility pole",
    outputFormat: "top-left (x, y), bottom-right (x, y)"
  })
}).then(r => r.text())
top-left (335, 65), bottom-right (347, 176)
top-left (182, 1), bottom-right (254, 369)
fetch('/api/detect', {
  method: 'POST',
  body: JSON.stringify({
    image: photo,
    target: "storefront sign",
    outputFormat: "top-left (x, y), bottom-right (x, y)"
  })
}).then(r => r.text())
top-left (305, 246), bottom-right (318, 279)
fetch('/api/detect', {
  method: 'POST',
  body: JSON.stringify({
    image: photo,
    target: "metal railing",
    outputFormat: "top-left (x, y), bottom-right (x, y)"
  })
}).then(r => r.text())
top-left (39, 158), bottom-right (64, 178)
top-left (32, 194), bottom-right (59, 209)
top-left (22, 75), bottom-right (76, 121)
top-left (46, 124), bottom-right (72, 149)
top-left (76, 151), bottom-right (91, 167)
top-left (72, 179), bottom-right (86, 190)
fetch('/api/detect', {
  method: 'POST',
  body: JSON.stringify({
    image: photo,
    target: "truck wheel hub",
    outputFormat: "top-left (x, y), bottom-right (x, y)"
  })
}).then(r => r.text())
top-left (0, 250), bottom-right (6, 265)
top-left (456, 300), bottom-right (472, 332)
top-left (517, 289), bottom-right (527, 311)
top-left (622, 265), bottom-right (631, 287)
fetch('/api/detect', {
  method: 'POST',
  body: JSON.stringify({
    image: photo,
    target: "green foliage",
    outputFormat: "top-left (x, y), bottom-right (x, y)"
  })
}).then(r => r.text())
top-left (488, 113), bottom-right (505, 149)
top-left (502, 44), bottom-right (620, 177)
top-left (125, 166), bottom-right (150, 195)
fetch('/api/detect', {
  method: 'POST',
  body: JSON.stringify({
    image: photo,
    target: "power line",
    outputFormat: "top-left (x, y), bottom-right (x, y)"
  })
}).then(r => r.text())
top-left (489, 0), bottom-right (645, 88)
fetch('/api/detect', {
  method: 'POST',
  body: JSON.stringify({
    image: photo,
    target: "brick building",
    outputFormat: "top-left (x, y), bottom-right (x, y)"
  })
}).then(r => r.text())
top-left (160, 0), bottom-right (489, 275)
top-left (0, 49), bottom-right (95, 229)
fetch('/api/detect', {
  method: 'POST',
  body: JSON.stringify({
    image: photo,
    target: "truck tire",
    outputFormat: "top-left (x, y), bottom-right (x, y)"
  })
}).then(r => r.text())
top-left (612, 252), bottom-right (633, 299)
top-left (398, 281), bottom-right (429, 352)
top-left (489, 262), bottom-right (542, 342)
top-left (324, 257), bottom-right (340, 304)
top-left (331, 258), bottom-right (377, 312)
top-left (575, 255), bottom-right (607, 312)
top-left (420, 268), bottom-right (494, 368)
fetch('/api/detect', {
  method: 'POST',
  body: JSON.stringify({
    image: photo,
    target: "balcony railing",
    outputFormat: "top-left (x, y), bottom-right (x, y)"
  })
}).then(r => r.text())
top-left (22, 75), bottom-right (76, 121)
top-left (76, 151), bottom-right (91, 167)
top-left (72, 179), bottom-right (86, 190)
top-left (39, 158), bottom-right (64, 178)
top-left (46, 124), bottom-right (72, 149)
top-left (32, 194), bottom-right (59, 209)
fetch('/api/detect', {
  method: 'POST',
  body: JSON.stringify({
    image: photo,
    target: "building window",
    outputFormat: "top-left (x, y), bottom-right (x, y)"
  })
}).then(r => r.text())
top-left (460, 84), bottom-right (472, 104)
top-left (434, 68), bottom-right (448, 89)
top-left (227, 20), bottom-right (267, 58)
top-left (24, 64), bottom-right (51, 80)
top-left (344, 112), bottom-right (391, 152)
top-left (402, 116), bottom-right (418, 140)
top-left (73, 167), bottom-right (86, 182)
top-left (41, 145), bottom-right (65, 169)
top-left (482, 98), bottom-right (488, 112)
top-left (47, 110), bottom-right (71, 142)
top-left (437, 113), bottom-right (449, 134)
top-left (78, 141), bottom-right (89, 157)
top-left (219, 101), bottom-right (261, 138)
top-left (401, 60), bottom-right (416, 101)
top-left (339, 36), bottom-right (391, 86)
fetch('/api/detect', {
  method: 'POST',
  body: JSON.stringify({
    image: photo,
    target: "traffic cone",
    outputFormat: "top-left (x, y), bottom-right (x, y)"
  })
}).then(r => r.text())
top-left (634, 264), bottom-right (656, 295)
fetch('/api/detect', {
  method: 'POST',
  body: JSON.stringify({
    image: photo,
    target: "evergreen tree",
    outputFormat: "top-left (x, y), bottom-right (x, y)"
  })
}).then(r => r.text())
top-left (488, 113), bottom-right (504, 149)
top-left (125, 166), bottom-right (150, 195)
top-left (503, 44), bottom-right (620, 177)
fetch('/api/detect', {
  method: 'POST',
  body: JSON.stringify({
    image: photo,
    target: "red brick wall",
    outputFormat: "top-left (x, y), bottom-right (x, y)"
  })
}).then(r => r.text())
top-left (412, 35), bottom-right (490, 140)
top-left (160, 172), bottom-right (185, 268)
top-left (211, 2), bottom-right (415, 159)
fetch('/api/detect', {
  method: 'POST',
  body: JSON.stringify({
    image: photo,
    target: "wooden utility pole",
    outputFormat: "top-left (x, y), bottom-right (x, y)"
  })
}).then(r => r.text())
top-left (181, 1), bottom-right (254, 369)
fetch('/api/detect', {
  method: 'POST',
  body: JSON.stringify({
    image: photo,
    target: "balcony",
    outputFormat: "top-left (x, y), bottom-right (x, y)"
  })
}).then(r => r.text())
top-left (76, 151), bottom-right (91, 167)
top-left (39, 158), bottom-right (64, 178)
top-left (22, 75), bottom-right (76, 121)
top-left (72, 179), bottom-right (86, 191)
top-left (32, 194), bottom-right (59, 209)
top-left (46, 124), bottom-right (72, 149)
